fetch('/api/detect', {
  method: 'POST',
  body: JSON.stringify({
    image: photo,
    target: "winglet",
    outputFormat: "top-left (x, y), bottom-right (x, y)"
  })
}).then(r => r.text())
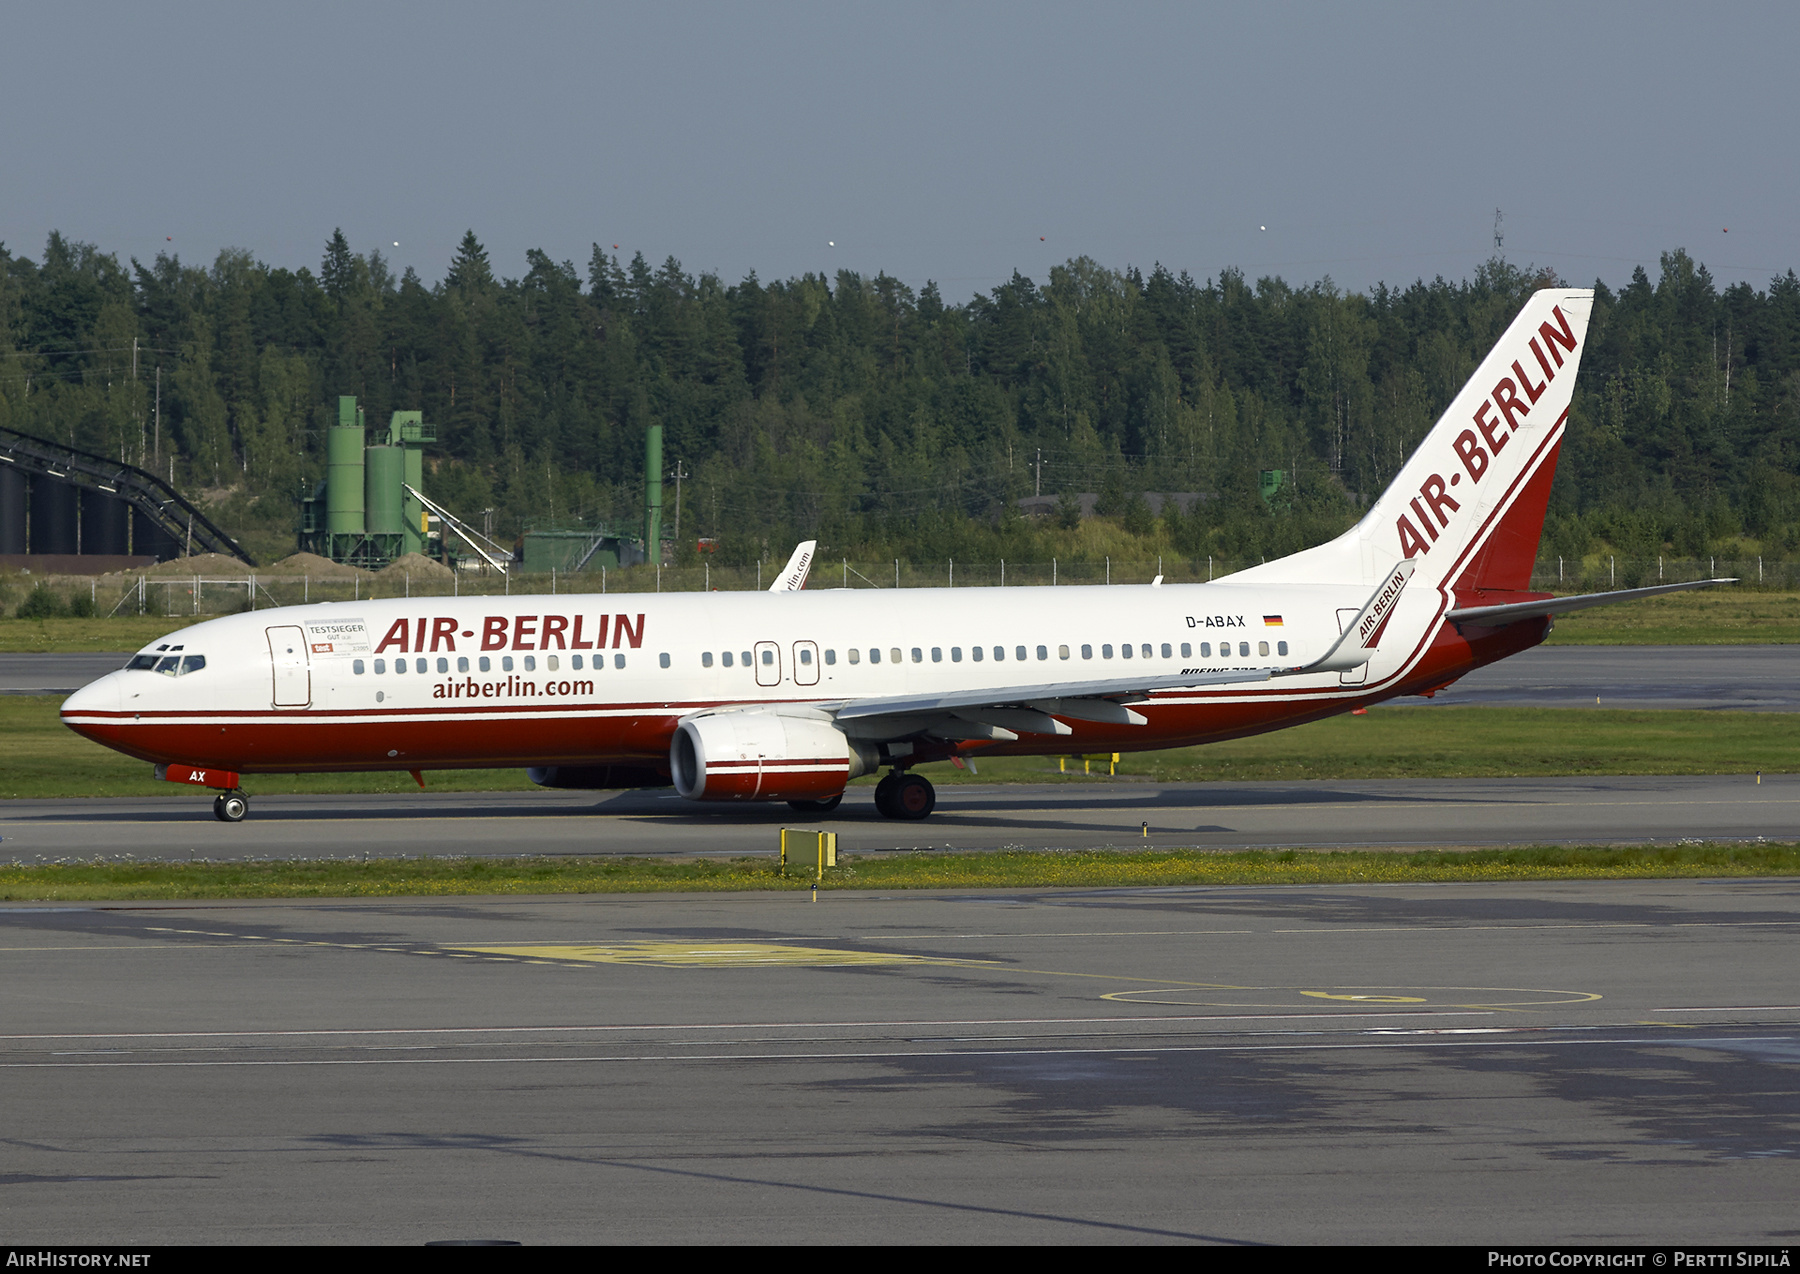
top-left (769, 540), bottom-right (817, 592)
top-left (1285, 559), bottom-right (1418, 675)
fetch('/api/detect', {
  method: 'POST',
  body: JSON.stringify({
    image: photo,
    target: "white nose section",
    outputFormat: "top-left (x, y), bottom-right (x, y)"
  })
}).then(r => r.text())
top-left (60, 671), bottom-right (122, 717)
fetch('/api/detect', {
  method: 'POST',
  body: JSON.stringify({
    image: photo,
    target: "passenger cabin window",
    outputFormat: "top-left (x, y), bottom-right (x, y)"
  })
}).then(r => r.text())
top-left (659, 653), bottom-right (671, 668)
top-left (890, 648), bottom-right (902, 664)
top-left (869, 648), bottom-right (880, 664)
top-left (848, 649), bottom-right (860, 664)
top-left (824, 650), bottom-right (835, 665)
top-left (522, 656), bottom-right (535, 672)
top-left (761, 649), bottom-right (775, 665)
top-left (374, 658), bottom-right (387, 674)
top-left (479, 657), bottom-right (491, 672)
top-left (1081, 644), bottom-right (1093, 659)
top-left (1036, 646), bottom-right (1048, 661)
top-left (458, 657), bottom-right (470, 672)
top-left (615, 653), bottom-right (626, 668)
top-left (930, 648), bottom-right (942, 663)
top-left (572, 655), bottom-right (584, 670)
top-left (1161, 643), bottom-right (1172, 658)
top-left (1101, 644), bottom-right (1113, 659)
top-left (740, 651), bottom-right (751, 666)
top-left (437, 657), bottom-right (449, 673)
top-left (1015, 646), bottom-right (1027, 661)
top-left (1200, 643), bottom-right (1211, 657)
top-left (546, 656), bottom-right (558, 671)
top-left (993, 646), bottom-right (1004, 661)
top-left (721, 651), bottom-right (733, 667)
top-left (1121, 643), bottom-right (1133, 659)
top-left (1258, 642), bottom-right (1269, 656)
top-left (702, 652), bottom-right (714, 667)
top-left (971, 647), bottom-right (983, 662)
top-left (353, 659), bottom-right (365, 675)
top-left (501, 656), bottom-right (513, 672)
top-left (1058, 645), bottom-right (1070, 660)
top-left (1278, 641), bottom-right (1289, 656)
top-left (1141, 644), bottom-right (1152, 659)
top-left (911, 648), bottom-right (922, 663)
top-left (951, 647), bottom-right (962, 662)
top-left (1180, 643), bottom-right (1192, 658)
top-left (1238, 642), bottom-right (1249, 657)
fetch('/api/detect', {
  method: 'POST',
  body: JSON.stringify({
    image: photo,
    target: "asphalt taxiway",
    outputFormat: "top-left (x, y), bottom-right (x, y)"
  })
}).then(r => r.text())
top-left (1, 773), bottom-right (1790, 863)
top-left (4, 878), bottom-right (1797, 1243)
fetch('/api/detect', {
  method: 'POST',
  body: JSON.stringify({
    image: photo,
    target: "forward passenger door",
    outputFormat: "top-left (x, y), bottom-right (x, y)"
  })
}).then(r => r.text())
top-left (267, 625), bottom-right (311, 708)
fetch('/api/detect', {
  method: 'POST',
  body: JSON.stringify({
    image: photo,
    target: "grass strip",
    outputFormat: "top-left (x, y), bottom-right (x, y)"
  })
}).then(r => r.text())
top-left (1544, 588), bottom-right (1800, 644)
top-left (4, 843), bottom-right (1798, 901)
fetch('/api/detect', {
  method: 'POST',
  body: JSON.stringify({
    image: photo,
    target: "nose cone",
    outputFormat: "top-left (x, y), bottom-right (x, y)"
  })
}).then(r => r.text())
top-left (61, 671), bottom-right (123, 741)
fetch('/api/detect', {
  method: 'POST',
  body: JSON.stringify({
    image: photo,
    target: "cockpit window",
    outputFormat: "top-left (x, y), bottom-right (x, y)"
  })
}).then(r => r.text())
top-left (132, 652), bottom-right (205, 676)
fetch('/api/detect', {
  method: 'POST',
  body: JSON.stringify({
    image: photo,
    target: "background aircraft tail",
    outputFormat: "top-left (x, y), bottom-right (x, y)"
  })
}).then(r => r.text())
top-left (1233, 287), bottom-right (1594, 602)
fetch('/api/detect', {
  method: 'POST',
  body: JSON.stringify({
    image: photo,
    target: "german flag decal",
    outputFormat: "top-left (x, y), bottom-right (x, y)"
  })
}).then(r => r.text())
top-left (1263, 615), bottom-right (1284, 627)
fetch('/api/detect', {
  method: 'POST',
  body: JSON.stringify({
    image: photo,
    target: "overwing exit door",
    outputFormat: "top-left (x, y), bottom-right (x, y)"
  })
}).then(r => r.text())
top-left (267, 625), bottom-right (311, 707)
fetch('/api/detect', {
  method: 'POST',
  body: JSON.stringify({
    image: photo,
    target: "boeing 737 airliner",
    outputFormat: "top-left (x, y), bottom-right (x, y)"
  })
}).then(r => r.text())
top-left (60, 288), bottom-right (1726, 821)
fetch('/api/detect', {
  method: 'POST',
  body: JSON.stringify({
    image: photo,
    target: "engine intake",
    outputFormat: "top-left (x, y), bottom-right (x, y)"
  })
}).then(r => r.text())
top-left (670, 710), bottom-right (875, 802)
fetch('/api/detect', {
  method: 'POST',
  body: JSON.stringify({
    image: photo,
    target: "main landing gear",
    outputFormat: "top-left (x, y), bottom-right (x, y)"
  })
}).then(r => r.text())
top-left (873, 770), bottom-right (935, 821)
top-left (213, 790), bottom-right (249, 823)
top-left (788, 794), bottom-right (844, 814)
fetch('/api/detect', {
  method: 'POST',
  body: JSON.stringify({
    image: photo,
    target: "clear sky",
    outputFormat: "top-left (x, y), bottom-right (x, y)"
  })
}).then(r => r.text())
top-left (6, 1), bottom-right (1797, 299)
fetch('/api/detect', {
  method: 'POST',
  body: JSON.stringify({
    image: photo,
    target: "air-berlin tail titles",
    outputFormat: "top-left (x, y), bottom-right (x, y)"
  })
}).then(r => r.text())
top-left (1394, 305), bottom-right (1578, 559)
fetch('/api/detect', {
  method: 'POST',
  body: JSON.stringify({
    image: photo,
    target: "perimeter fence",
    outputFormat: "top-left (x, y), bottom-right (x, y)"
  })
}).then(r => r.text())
top-left (2, 553), bottom-right (1791, 621)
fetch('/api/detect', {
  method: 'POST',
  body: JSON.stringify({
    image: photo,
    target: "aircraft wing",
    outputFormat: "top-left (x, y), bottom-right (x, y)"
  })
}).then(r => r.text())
top-left (829, 667), bottom-right (1275, 741)
top-left (1445, 578), bottom-right (1734, 626)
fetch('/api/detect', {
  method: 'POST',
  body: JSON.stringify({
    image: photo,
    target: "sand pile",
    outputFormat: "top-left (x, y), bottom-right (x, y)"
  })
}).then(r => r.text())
top-left (106, 552), bottom-right (252, 579)
top-left (264, 552), bottom-right (368, 579)
top-left (374, 552), bottom-right (455, 581)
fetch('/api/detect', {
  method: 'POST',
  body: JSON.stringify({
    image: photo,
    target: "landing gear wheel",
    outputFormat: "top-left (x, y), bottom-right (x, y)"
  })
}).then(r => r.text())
top-left (873, 772), bottom-right (903, 818)
top-left (892, 773), bottom-right (935, 820)
top-left (788, 794), bottom-right (843, 814)
top-left (875, 772), bottom-right (935, 821)
top-left (213, 791), bottom-right (248, 823)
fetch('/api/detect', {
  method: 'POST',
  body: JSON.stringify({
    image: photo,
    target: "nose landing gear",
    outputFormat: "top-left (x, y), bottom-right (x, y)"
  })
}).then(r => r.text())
top-left (873, 770), bottom-right (935, 820)
top-left (213, 790), bottom-right (249, 823)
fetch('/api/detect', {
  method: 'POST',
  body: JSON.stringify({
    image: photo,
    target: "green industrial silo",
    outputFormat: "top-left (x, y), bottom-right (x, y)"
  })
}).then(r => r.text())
top-left (390, 411), bottom-right (430, 556)
top-left (364, 444), bottom-right (406, 562)
top-left (326, 396), bottom-right (366, 559)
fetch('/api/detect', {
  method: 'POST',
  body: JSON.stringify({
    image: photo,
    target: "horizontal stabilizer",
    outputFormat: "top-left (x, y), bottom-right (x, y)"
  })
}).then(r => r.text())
top-left (1445, 578), bottom-right (1735, 627)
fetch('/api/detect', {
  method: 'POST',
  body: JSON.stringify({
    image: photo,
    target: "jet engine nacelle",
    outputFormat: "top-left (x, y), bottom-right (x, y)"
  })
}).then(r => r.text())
top-left (670, 709), bottom-right (876, 801)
